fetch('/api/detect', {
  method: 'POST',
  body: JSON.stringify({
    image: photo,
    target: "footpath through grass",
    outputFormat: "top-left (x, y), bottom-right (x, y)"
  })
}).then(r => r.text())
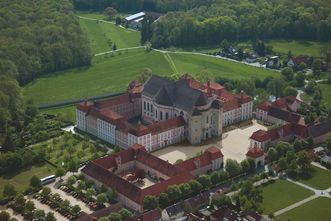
top-left (78, 16), bottom-right (140, 53)
top-left (0, 163), bottom-right (55, 200)
top-left (24, 50), bottom-right (279, 105)
top-left (259, 179), bottom-right (314, 215)
top-left (276, 197), bottom-right (331, 221)
top-left (296, 165), bottom-right (331, 190)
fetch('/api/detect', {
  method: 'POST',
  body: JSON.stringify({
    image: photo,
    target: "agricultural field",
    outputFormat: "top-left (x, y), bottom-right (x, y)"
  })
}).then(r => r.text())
top-left (78, 16), bottom-right (140, 53)
top-left (24, 49), bottom-right (279, 105)
top-left (31, 134), bottom-right (108, 169)
top-left (259, 179), bottom-right (314, 215)
top-left (266, 40), bottom-right (331, 58)
top-left (0, 164), bottom-right (55, 200)
top-left (276, 197), bottom-right (331, 221)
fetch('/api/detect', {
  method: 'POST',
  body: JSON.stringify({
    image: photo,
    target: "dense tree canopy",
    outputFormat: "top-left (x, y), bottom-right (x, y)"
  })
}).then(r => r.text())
top-left (73, 0), bottom-right (213, 13)
top-left (0, 0), bottom-right (91, 85)
top-left (148, 0), bottom-right (331, 47)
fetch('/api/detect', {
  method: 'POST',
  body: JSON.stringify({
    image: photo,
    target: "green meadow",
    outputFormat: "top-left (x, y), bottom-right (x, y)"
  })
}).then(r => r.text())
top-left (78, 16), bottom-right (140, 53)
top-left (267, 40), bottom-right (331, 58)
top-left (24, 49), bottom-right (279, 105)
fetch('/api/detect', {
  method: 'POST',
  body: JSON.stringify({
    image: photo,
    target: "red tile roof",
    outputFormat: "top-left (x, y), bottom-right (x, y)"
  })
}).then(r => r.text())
top-left (128, 209), bottom-right (161, 221)
top-left (246, 147), bottom-right (264, 158)
top-left (292, 56), bottom-right (310, 66)
top-left (257, 102), bottom-right (271, 111)
top-left (177, 147), bottom-right (223, 172)
top-left (180, 74), bottom-right (252, 112)
top-left (250, 123), bottom-right (309, 142)
top-left (82, 146), bottom-right (194, 204)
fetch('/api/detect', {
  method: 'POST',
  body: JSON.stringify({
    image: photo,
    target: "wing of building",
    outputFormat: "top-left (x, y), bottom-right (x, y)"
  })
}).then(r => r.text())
top-left (76, 74), bottom-right (253, 150)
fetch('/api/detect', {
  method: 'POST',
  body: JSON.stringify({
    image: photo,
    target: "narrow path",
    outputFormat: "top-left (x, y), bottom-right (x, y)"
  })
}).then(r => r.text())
top-left (163, 53), bottom-right (178, 74)
top-left (152, 48), bottom-right (281, 72)
top-left (94, 46), bottom-right (144, 56)
top-left (76, 15), bottom-right (139, 32)
top-left (273, 177), bottom-right (331, 217)
top-left (274, 195), bottom-right (319, 216)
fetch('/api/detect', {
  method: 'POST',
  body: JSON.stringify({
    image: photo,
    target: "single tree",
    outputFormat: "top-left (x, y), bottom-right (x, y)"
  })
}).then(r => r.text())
top-left (30, 175), bottom-right (42, 189)
top-left (55, 167), bottom-right (65, 179)
top-left (267, 148), bottom-right (278, 162)
top-left (143, 195), bottom-right (158, 211)
top-left (119, 208), bottom-right (132, 220)
top-left (225, 159), bottom-right (242, 177)
top-left (104, 7), bottom-right (118, 20)
top-left (45, 212), bottom-right (56, 221)
top-left (3, 184), bottom-right (17, 199)
top-left (97, 193), bottom-right (108, 204)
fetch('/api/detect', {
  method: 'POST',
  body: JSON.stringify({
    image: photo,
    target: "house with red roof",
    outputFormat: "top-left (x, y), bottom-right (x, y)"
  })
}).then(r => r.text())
top-left (177, 147), bottom-right (224, 177)
top-left (256, 96), bottom-right (304, 125)
top-left (249, 120), bottom-right (331, 150)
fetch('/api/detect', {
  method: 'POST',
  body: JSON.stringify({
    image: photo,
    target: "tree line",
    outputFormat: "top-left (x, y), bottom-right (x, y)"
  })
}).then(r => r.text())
top-left (73, 0), bottom-right (213, 13)
top-left (147, 0), bottom-right (331, 47)
top-left (0, 0), bottom-right (92, 85)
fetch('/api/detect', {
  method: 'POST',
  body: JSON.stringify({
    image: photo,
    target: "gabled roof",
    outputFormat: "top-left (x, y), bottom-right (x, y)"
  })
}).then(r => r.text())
top-left (128, 209), bottom-right (161, 221)
top-left (268, 107), bottom-right (302, 124)
top-left (177, 147), bottom-right (223, 172)
top-left (308, 119), bottom-right (331, 138)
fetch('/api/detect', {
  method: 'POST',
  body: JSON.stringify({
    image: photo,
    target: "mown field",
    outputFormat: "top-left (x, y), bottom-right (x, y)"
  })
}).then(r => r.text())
top-left (266, 40), bottom-right (331, 58)
top-left (259, 179), bottom-right (314, 215)
top-left (277, 197), bottom-right (331, 221)
top-left (24, 49), bottom-right (279, 105)
top-left (78, 16), bottom-right (140, 53)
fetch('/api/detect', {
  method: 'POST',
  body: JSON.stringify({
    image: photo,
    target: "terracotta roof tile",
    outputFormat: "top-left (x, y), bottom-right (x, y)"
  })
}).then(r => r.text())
top-left (246, 147), bottom-right (264, 158)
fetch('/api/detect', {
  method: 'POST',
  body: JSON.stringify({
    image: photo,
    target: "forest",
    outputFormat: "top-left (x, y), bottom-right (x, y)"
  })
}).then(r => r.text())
top-left (73, 0), bottom-right (213, 13)
top-left (0, 0), bottom-right (91, 85)
top-left (147, 0), bottom-right (331, 47)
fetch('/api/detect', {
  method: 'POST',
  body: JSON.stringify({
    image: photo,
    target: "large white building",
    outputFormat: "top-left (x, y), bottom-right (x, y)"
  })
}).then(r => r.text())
top-left (76, 74), bottom-right (253, 150)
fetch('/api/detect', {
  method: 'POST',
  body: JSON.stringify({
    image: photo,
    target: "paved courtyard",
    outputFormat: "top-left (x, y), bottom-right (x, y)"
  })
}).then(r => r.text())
top-left (152, 120), bottom-right (267, 163)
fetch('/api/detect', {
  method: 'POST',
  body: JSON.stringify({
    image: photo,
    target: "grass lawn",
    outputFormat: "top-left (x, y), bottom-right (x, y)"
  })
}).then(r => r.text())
top-left (300, 83), bottom-right (331, 109)
top-left (31, 134), bottom-right (108, 168)
top-left (296, 165), bottom-right (331, 190)
top-left (78, 16), bottom-right (140, 53)
top-left (259, 179), bottom-right (314, 215)
top-left (276, 197), bottom-right (331, 221)
top-left (267, 40), bottom-right (331, 58)
top-left (0, 163), bottom-right (55, 200)
top-left (319, 83), bottom-right (331, 109)
top-left (169, 53), bottom-right (278, 80)
top-left (42, 105), bottom-right (76, 123)
top-left (24, 50), bottom-right (279, 105)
